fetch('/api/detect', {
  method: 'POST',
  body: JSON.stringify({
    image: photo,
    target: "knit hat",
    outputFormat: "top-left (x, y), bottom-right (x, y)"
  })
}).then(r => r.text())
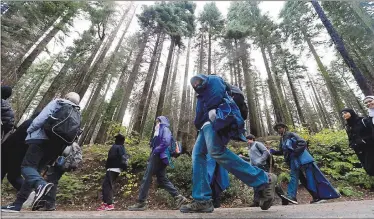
top-left (64, 92), bottom-right (80, 105)
top-left (1, 86), bottom-right (12, 99)
top-left (363, 96), bottom-right (374, 103)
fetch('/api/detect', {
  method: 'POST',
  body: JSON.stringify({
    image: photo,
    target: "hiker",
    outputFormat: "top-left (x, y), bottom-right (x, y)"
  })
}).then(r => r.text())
top-left (1, 85), bottom-right (15, 137)
top-left (128, 116), bottom-right (187, 211)
top-left (97, 134), bottom-right (128, 211)
top-left (364, 96), bottom-right (374, 126)
top-left (341, 108), bottom-right (374, 176)
top-left (270, 123), bottom-right (340, 205)
top-left (180, 74), bottom-right (277, 213)
top-left (1, 92), bottom-right (81, 212)
top-left (207, 155), bottom-right (229, 208)
top-left (1, 112), bottom-right (40, 191)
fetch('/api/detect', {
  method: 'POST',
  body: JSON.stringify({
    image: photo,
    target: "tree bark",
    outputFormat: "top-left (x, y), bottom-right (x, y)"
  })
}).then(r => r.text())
top-left (262, 81), bottom-right (273, 135)
top-left (350, 1), bottom-right (374, 35)
top-left (208, 32), bottom-right (212, 75)
top-left (199, 32), bottom-right (204, 74)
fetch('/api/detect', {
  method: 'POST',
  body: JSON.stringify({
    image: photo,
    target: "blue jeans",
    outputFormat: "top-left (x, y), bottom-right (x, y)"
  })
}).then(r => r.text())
top-left (192, 123), bottom-right (268, 201)
top-left (287, 160), bottom-right (317, 199)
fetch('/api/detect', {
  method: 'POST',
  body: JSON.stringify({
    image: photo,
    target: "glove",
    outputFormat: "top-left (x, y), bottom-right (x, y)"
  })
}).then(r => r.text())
top-left (269, 149), bottom-right (276, 155)
top-left (209, 109), bottom-right (217, 122)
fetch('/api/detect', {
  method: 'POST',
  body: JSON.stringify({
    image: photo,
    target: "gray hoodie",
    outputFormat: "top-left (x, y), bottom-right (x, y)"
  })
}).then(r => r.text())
top-left (248, 141), bottom-right (270, 167)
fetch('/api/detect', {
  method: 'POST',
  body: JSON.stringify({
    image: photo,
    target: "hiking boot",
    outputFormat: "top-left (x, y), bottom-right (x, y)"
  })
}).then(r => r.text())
top-left (128, 202), bottom-right (147, 211)
top-left (175, 195), bottom-right (188, 209)
top-left (280, 195), bottom-right (298, 204)
top-left (258, 173), bottom-right (277, 210)
top-left (1, 203), bottom-right (22, 213)
top-left (180, 200), bottom-right (214, 213)
top-left (310, 199), bottom-right (326, 204)
top-left (249, 202), bottom-right (259, 207)
top-left (31, 183), bottom-right (54, 211)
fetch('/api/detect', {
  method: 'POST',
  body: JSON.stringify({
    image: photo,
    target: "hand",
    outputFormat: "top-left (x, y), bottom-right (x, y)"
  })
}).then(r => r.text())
top-left (208, 109), bottom-right (217, 122)
top-left (239, 154), bottom-right (243, 157)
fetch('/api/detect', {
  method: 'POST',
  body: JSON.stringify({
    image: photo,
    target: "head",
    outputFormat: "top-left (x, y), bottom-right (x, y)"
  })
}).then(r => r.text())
top-left (273, 123), bottom-right (288, 135)
top-left (363, 96), bottom-right (374, 110)
top-left (64, 92), bottom-right (80, 105)
top-left (156, 116), bottom-right (170, 127)
top-left (190, 75), bottom-right (207, 93)
top-left (340, 108), bottom-right (358, 126)
top-left (265, 141), bottom-right (271, 149)
top-left (114, 134), bottom-right (125, 145)
top-left (1, 85), bottom-right (12, 100)
top-left (246, 134), bottom-right (255, 144)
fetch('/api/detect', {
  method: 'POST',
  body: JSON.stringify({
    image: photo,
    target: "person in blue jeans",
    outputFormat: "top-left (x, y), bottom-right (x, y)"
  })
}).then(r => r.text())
top-left (270, 123), bottom-right (340, 204)
top-left (180, 74), bottom-right (277, 213)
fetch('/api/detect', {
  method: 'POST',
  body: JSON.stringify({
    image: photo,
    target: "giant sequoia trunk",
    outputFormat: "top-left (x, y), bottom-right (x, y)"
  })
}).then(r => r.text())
top-left (260, 44), bottom-right (284, 123)
top-left (116, 29), bottom-right (151, 123)
top-left (311, 0), bottom-right (373, 96)
top-left (132, 32), bottom-right (164, 134)
top-left (239, 39), bottom-right (260, 136)
top-left (177, 38), bottom-right (191, 146)
top-left (7, 13), bottom-right (74, 85)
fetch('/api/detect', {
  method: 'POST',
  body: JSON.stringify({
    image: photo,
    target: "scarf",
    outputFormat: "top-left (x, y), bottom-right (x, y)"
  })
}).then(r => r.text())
top-left (154, 124), bottom-right (160, 137)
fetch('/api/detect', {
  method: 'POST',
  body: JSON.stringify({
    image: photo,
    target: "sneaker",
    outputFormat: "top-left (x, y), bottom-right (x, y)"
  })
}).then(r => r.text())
top-left (1, 203), bottom-right (21, 213)
top-left (180, 200), bottom-right (214, 213)
top-left (31, 183), bottom-right (54, 211)
top-left (249, 202), bottom-right (259, 207)
top-left (310, 199), bottom-right (326, 204)
top-left (280, 195), bottom-right (298, 204)
top-left (97, 203), bottom-right (107, 211)
top-left (175, 195), bottom-right (188, 209)
top-left (105, 204), bottom-right (114, 211)
top-left (258, 173), bottom-right (277, 210)
top-left (128, 202), bottom-right (147, 211)
top-left (23, 191), bottom-right (36, 208)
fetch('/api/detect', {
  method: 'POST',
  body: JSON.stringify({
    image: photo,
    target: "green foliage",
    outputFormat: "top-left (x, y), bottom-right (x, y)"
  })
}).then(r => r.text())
top-left (57, 173), bottom-right (85, 203)
top-left (199, 2), bottom-right (224, 37)
top-left (167, 155), bottom-right (193, 194)
top-left (221, 174), bottom-right (253, 205)
top-left (106, 121), bottom-right (127, 143)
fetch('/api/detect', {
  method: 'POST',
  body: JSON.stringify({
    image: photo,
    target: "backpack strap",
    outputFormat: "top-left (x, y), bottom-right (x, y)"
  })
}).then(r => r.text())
top-left (362, 118), bottom-right (367, 127)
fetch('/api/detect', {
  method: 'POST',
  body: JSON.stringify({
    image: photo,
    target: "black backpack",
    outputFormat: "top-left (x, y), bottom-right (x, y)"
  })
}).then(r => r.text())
top-left (43, 102), bottom-right (81, 144)
top-left (225, 83), bottom-right (249, 120)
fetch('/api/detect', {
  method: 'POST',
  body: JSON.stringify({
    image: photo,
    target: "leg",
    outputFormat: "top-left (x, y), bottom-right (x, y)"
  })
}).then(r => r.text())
top-left (102, 171), bottom-right (119, 205)
top-left (7, 171), bottom-right (24, 191)
top-left (137, 155), bottom-right (156, 203)
top-left (42, 165), bottom-right (65, 209)
top-left (304, 163), bottom-right (318, 199)
top-left (204, 124), bottom-right (268, 188)
top-left (21, 144), bottom-right (47, 189)
top-left (287, 160), bottom-right (300, 200)
top-left (155, 157), bottom-right (179, 197)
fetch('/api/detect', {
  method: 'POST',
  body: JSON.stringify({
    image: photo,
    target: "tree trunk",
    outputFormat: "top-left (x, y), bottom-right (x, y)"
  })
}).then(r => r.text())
top-left (77, 8), bottom-right (130, 98)
top-left (116, 29), bottom-right (151, 123)
top-left (283, 64), bottom-right (306, 125)
top-left (151, 37), bottom-right (176, 136)
top-left (7, 13), bottom-right (73, 85)
top-left (280, 80), bottom-right (296, 128)
top-left (350, 1), bottom-right (374, 35)
top-left (234, 39), bottom-right (242, 90)
top-left (260, 44), bottom-right (284, 123)
top-left (132, 32), bottom-right (164, 134)
top-left (199, 32), bottom-right (204, 74)
top-left (262, 81), bottom-right (273, 135)
top-left (167, 46), bottom-right (181, 124)
top-left (302, 29), bottom-right (345, 125)
top-left (177, 38), bottom-right (191, 145)
top-left (311, 0), bottom-right (373, 95)
top-left (239, 39), bottom-right (260, 136)
top-left (208, 32), bottom-right (212, 75)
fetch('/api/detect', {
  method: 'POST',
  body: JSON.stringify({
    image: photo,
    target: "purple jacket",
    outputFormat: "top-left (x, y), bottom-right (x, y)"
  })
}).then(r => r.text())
top-left (151, 116), bottom-right (172, 165)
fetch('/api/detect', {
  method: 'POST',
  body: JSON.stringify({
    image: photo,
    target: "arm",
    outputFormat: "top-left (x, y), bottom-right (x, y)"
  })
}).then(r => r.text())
top-left (153, 127), bottom-right (171, 154)
top-left (27, 100), bottom-right (58, 133)
top-left (205, 77), bottom-right (226, 111)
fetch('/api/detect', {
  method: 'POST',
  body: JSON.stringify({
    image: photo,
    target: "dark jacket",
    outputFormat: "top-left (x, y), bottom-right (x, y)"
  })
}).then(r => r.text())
top-left (1, 98), bottom-right (15, 133)
top-left (105, 144), bottom-right (127, 170)
top-left (345, 117), bottom-right (374, 150)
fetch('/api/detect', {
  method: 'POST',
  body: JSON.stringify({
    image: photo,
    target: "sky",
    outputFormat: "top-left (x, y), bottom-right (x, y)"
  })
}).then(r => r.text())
top-left (32, 1), bottom-right (344, 127)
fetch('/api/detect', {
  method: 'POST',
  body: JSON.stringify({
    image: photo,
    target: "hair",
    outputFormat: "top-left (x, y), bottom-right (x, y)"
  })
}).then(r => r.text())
top-left (246, 134), bottom-right (255, 141)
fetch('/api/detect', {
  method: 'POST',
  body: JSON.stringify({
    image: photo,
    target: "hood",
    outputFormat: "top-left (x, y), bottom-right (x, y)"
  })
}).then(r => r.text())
top-left (1, 86), bottom-right (12, 100)
top-left (341, 108), bottom-right (359, 126)
top-left (58, 98), bottom-right (80, 107)
top-left (230, 85), bottom-right (244, 96)
top-left (157, 116), bottom-right (170, 127)
top-left (190, 74), bottom-right (208, 94)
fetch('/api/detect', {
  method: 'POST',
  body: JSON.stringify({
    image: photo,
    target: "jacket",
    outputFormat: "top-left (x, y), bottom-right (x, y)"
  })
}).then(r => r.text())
top-left (1, 98), bottom-right (15, 132)
top-left (345, 117), bottom-right (374, 151)
top-left (248, 141), bottom-right (270, 167)
top-left (273, 131), bottom-right (314, 168)
top-left (105, 144), bottom-right (127, 170)
top-left (25, 98), bottom-right (80, 142)
top-left (151, 116), bottom-right (172, 165)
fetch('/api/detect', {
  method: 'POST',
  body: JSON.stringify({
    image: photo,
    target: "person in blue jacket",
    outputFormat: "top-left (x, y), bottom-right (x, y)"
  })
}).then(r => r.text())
top-left (180, 74), bottom-right (277, 213)
top-left (207, 155), bottom-right (229, 208)
top-left (270, 123), bottom-right (340, 204)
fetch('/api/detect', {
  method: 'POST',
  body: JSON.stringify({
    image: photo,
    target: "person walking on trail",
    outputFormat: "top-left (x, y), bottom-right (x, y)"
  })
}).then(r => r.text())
top-left (342, 108), bottom-right (374, 176)
top-left (180, 74), bottom-right (277, 213)
top-left (270, 123), bottom-right (340, 205)
top-left (1, 92), bottom-right (81, 212)
top-left (1, 85), bottom-right (15, 138)
top-left (97, 134), bottom-right (129, 211)
top-left (128, 116), bottom-right (187, 211)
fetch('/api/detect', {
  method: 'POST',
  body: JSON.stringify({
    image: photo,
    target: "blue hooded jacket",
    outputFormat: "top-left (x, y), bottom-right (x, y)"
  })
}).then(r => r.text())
top-left (191, 74), bottom-right (246, 144)
top-left (151, 116), bottom-right (172, 165)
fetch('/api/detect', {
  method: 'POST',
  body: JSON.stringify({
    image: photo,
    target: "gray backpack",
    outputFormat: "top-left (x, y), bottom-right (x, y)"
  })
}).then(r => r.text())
top-left (56, 142), bottom-right (83, 171)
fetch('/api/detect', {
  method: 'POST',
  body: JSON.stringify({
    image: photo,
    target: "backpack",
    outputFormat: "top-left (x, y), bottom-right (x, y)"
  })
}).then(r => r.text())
top-left (168, 136), bottom-right (182, 158)
top-left (43, 102), bottom-right (81, 144)
top-left (254, 142), bottom-right (274, 171)
top-left (225, 83), bottom-right (249, 120)
top-left (55, 143), bottom-right (83, 171)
